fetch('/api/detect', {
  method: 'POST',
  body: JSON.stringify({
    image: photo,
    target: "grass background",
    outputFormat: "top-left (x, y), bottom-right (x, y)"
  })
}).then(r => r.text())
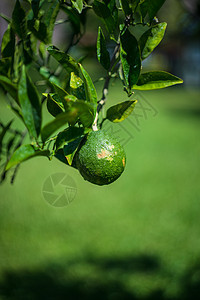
top-left (0, 86), bottom-right (200, 299)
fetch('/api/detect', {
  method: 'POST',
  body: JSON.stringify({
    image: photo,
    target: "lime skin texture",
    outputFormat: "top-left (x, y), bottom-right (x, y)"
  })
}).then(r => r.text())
top-left (75, 130), bottom-right (126, 185)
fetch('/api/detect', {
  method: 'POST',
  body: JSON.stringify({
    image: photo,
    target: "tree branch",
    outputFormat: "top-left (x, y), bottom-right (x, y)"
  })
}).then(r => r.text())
top-left (92, 43), bottom-right (120, 131)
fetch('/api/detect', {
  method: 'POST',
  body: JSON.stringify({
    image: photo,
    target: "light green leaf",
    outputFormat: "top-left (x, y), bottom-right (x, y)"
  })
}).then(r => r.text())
top-left (72, 100), bottom-right (96, 128)
top-left (79, 64), bottom-right (97, 104)
top-left (6, 144), bottom-right (50, 170)
top-left (106, 100), bottom-right (137, 123)
top-left (72, 0), bottom-right (83, 13)
top-left (133, 71), bottom-right (183, 90)
top-left (18, 65), bottom-right (41, 138)
top-left (120, 26), bottom-right (141, 90)
top-left (1, 24), bottom-right (15, 58)
top-left (97, 27), bottom-right (110, 70)
top-left (139, 22), bottom-right (167, 60)
top-left (70, 72), bottom-right (86, 100)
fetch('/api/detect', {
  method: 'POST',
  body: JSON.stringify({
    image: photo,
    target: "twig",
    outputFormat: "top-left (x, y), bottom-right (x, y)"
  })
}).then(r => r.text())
top-left (92, 43), bottom-right (120, 131)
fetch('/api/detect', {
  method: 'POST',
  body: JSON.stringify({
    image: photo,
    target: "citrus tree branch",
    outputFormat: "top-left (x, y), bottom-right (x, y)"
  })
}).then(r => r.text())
top-left (92, 43), bottom-right (120, 131)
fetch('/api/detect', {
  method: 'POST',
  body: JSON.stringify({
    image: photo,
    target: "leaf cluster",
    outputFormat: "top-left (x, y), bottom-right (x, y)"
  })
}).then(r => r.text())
top-left (0, 0), bottom-right (183, 183)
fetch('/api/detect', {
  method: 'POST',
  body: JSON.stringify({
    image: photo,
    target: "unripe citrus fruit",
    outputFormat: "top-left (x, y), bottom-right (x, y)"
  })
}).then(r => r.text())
top-left (75, 130), bottom-right (126, 185)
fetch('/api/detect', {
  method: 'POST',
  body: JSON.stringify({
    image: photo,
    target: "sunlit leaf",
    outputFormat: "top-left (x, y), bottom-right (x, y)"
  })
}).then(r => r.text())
top-left (79, 64), bottom-right (97, 104)
top-left (72, 0), bottom-right (83, 13)
top-left (106, 100), bottom-right (137, 123)
top-left (139, 22), bottom-right (167, 60)
top-left (133, 71), bottom-right (183, 90)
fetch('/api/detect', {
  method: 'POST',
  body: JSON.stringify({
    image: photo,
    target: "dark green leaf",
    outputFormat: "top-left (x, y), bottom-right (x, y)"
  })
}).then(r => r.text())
top-left (119, 0), bottom-right (132, 15)
top-left (139, 22), bottom-right (167, 60)
top-left (47, 46), bottom-right (79, 75)
top-left (133, 71), bottom-right (183, 90)
top-left (0, 121), bottom-right (12, 158)
top-left (97, 27), bottom-right (110, 70)
top-left (106, 100), bottom-right (137, 123)
top-left (0, 58), bottom-right (12, 77)
top-left (41, 111), bottom-right (79, 143)
top-left (93, 0), bottom-right (118, 34)
top-left (28, 0), bottom-right (59, 44)
top-left (55, 126), bottom-right (84, 150)
top-left (72, 100), bottom-right (96, 128)
top-left (52, 83), bottom-right (70, 110)
top-left (71, 0), bottom-right (83, 13)
top-left (61, 6), bottom-right (81, 33)
top-left (0, 75), bottom-right (19, 105)
top-left (47, 94), bottom-right (63, 117)
top-left (31, 0), bottom-right (40, 18)
top-left (120, 26), bottom-right (141, 90)
top-left (140, 0), bottom-right (166, 21)
top-left (6, 144), bottom-right (50, 170)
top-left (12, 0), bottom-right (27, 39)
top-left (63, 137), bottom-right (83, 165)
top-left (1, 24), bottom-right (15, 58)
top-left (18, 65), bottom-right (41, 138)
top-left (79, 64), bottom-right (97, 104)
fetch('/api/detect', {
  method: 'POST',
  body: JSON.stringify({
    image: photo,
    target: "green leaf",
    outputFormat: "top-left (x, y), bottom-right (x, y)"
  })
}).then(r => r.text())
top-left (106, 100), bottom-right (137, 123)
top-left (55, 126), bottom-right (84, 150)
top-left (79, 64), bottom-right (97, 104)
top-left (47, 94), bottom-right (63, 117)
top-left (28, 0), bottom-right (60, 44)
top-left (1, 24), bottom-right (15, 58)
top-left (140, 0), bottom-right (166, 21)
top-left (71, 0), bottom-right (83, 13)
top-left (31, 0), bottom-right (40, 18)
top-left (93, 0), bottom-right (118, 34)
top-left (41, 111), bottom-right (79, 143)
top-left (0, 75), bottom-right (19, 105)
top-left (120, 26), bottom-right (141, 90)
top-left (47, 46), bottom-right (79, 75)
top-left (139, 22), bottom-right (167, 60)
top-left (61, 6), bottom-right (81, 34)
top-left (63, 137), bottom-right (83, 165)
top-left (119, 0), bottom-right (132, 15)
top-left (0, 58), bottom-right (12, 77)
top-left (18, 65), bottom-right (41, 138)
top-left (12, 0), bottom-right (27, 39)
top-left (133, 71), bottom-right (183, 90)
top-left (52, 83), bottom-right (70, 110)
top-left (70, 72), bottom-right (86, 100)
top-left (0, 13), bottom-right (11, 24)
top-left (6, 144), bottom-right (50, 171)
top-left (0, 121), bottom-right (12, 158)
top-left (72, 100), bottom-right (96, 128)
top-left (97, 27), bottom-right (110, 70)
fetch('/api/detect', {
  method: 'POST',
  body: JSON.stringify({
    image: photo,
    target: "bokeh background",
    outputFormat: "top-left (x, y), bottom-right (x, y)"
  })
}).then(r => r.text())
top-left (0, 1), bottom-right (200, 299)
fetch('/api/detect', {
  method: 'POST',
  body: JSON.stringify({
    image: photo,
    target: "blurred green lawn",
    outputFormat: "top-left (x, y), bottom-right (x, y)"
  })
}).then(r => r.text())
top-left (0, 86), bottom-right (200, 300)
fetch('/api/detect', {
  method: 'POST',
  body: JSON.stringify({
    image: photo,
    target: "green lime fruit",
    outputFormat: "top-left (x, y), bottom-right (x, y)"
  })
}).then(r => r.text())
top-left (75, 129), bottom-right (126, 185)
